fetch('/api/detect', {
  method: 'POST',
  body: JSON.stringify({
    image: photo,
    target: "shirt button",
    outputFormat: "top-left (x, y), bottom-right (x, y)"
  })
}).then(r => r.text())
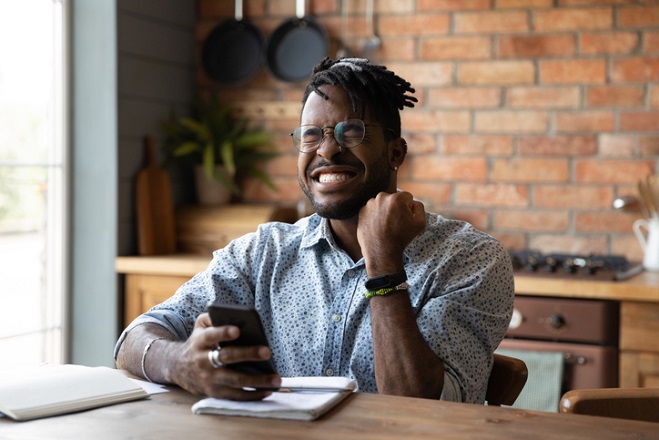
top-left (326, 368), bottom-right (334, 377)
top-left (332, 314), bottom-right (342, 323)
top-left (347, 269), bottom-right (356, 277)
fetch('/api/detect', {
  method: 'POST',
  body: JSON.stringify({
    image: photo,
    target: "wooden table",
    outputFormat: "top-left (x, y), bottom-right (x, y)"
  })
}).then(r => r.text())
top-left (2, 384), bottom-right (658, 439)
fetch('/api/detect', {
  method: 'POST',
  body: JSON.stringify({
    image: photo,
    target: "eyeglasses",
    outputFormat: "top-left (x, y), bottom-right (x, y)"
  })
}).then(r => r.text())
top-left (290, 119), bottom-right (395, 153)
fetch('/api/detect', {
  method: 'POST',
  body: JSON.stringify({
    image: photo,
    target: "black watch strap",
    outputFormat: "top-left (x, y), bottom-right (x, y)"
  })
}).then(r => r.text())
top-left (365, 271), bottom-right (407, 290)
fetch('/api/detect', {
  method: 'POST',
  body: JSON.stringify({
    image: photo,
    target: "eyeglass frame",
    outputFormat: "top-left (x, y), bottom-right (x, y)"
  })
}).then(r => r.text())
top-left (290, 118), bottom-right (396, 153)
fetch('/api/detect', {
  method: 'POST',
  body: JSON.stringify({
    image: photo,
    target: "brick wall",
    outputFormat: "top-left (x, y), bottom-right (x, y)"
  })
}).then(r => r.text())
top-left (196, 0), bottom-right (659, 261)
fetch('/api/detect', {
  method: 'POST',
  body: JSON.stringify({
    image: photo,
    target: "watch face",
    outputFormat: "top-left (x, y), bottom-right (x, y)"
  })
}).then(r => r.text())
top-left (365, 272), bottom-right (407, 290)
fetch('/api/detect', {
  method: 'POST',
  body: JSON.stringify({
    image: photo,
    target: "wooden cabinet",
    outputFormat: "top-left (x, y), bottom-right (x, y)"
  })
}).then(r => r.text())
top-left (122, 273), bottom-right (192, 326)
top-left (619, 301), bottom-right (659, 388)
top-left (118, 247), bottom-right (659, 388)
top-left (116, 254), bottom-right (210, 327)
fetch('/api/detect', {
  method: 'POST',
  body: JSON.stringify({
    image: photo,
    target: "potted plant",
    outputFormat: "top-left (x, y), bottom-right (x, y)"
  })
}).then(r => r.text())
top-left (161, 94), bottom-right (278, 204)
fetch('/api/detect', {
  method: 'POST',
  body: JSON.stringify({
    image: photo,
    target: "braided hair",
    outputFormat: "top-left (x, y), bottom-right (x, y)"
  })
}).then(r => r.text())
top-left (302, 57), bottom-right (417, 138)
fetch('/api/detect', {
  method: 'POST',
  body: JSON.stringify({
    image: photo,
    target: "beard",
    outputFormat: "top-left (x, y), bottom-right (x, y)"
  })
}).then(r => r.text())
top-left (298, 154), bottom-right (392, 220)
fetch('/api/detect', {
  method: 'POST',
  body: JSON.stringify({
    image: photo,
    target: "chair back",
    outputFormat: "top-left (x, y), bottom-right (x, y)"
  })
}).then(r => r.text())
top-left (486, 353), bottom-right (528, 406)
top-left (560, 387), bottom-right (659, 423)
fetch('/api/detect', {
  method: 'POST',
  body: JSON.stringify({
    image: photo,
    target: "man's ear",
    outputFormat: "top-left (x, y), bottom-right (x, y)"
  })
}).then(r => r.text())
top-left (390, 137), bottom-right (407, 169)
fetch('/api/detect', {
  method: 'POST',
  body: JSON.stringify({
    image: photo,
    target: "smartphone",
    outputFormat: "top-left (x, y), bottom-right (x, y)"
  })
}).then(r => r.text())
top-left (207, 303), bottom-right (277, 375)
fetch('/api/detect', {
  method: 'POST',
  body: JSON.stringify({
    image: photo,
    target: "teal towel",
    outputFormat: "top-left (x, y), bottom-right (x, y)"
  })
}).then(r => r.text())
top-left (494, 348), bottom-right (564, 412)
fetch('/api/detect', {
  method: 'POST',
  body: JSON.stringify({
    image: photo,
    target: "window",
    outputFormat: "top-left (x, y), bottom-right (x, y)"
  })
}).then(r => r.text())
top-left (0, 0), bottom-right (68, 365)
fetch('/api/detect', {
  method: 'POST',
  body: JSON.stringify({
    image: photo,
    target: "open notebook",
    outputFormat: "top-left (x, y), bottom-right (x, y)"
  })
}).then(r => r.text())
top-left (0, 364), bottom-right (149, 421)
top-left (192, 376), bottom-right (357, 421)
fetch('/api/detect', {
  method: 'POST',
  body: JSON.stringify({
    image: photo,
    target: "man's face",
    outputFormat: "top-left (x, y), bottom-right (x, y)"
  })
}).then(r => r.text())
top-left (297, 85), bottom-right (397, 220)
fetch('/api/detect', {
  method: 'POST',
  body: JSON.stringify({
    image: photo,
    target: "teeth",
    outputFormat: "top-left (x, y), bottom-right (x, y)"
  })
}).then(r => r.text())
top-left (319, 173), bottom-right (349, 183)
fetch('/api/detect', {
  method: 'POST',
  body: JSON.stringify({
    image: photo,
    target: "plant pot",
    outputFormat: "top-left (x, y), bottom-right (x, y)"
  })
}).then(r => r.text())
top-left (194, 165), bottom-right (232, 205)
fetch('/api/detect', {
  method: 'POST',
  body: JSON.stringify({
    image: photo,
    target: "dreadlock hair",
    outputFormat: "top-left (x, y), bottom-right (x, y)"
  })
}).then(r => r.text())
top-left (302, 57), bottom-right (417, 138)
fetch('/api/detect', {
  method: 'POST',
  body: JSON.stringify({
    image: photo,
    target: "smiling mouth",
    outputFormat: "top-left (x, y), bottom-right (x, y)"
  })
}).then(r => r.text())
top-left (318, 172), bottom-right (355, 183)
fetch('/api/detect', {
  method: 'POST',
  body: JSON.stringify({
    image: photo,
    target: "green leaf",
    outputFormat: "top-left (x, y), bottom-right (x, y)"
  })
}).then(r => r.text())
top-left (202, 143), bottom-right (215, 179)
top-left (172, 141), bottom-right (201, 157)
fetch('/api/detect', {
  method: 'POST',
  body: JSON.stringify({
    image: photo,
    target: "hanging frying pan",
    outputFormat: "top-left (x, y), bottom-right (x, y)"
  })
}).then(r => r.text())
top-left (266, 0), bottom-right (328, 82)
top-left (201, 0), bottom-right (264, 85)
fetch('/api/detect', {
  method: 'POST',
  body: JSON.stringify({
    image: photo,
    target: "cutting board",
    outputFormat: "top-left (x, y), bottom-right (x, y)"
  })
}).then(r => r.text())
top-left (135, 136), bottom-right (177, 255)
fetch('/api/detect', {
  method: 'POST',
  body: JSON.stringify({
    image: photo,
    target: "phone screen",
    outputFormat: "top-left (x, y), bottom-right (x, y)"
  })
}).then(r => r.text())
top-left (207, 303), bottom-right (277, 375)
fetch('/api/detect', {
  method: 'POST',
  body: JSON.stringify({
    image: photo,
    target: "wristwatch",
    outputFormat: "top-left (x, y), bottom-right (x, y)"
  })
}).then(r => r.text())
top-left (364, 271), bottom-right (407, 290)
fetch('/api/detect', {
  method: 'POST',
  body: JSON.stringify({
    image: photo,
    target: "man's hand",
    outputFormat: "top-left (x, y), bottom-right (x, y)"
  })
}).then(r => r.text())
top-left (167, 313), bottom-right (281, 400)
top-left (357, 191), bottom-right (426, 276)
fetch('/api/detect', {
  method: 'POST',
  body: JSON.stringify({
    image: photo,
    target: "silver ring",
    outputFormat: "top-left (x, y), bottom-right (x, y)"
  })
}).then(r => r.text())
top-left (208, 348), bottom-right (223, 369)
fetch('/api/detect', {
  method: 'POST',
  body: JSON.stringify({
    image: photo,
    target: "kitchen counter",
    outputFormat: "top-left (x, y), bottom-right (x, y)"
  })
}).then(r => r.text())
top-left (116, 254), bottom-right (659, 388)
top-left (514, 270), bottom-right (659, 302)
top-left (116, 254), bottom-right (659, 303)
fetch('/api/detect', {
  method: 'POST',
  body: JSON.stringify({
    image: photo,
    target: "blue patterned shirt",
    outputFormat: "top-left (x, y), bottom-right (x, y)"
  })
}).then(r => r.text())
top-left (115, 212), bottom-right (514, 403)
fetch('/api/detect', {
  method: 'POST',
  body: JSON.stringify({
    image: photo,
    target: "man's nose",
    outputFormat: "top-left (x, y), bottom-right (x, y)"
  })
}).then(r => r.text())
top-left (316, 130), bottom-right (342, 159)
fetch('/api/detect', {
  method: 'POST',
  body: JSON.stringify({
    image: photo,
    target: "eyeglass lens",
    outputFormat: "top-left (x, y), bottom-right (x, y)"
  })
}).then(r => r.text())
top-left (292, 119), bottom-right (366, 152)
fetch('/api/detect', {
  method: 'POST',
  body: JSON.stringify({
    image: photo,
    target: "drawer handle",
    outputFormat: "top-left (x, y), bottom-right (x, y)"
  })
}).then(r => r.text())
top-left (563, 352), bottom-right (586, 365)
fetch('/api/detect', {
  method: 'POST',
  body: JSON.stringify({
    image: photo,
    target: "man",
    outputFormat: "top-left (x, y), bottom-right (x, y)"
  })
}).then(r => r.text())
top-left (115, 58), bottom-right (514, 403)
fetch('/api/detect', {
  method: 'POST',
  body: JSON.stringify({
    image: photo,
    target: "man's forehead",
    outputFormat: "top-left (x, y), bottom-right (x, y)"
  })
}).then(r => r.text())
top-left (302, 85), bottom-right (370, 122)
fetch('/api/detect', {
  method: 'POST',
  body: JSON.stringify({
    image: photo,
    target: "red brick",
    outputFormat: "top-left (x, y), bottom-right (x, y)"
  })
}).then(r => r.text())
top-left (508, 87), bottom-right (580, 109)
top-left (418, 0), bottom-right (491, 11)
top-left (641, 92), bottom-right (659, 120)
top-left (598, 134), bottom-right (637, 156)
top-left (496, 232), bottom-right (528, 250)
top-left (575, 213), bottom-right (637, 233)
top-left (555, 111), bottom-right (615, 133)
top-left (535, 185), bottom-right (615, 209)
top-left (386, 62), bottom-right (453, 87)
top-left (398, 181), bottom-right (452, 205)
top-left (442, 135), bottom-right (515, 155)
top-left (640, 136), bottom-right (659, 156)
top-left (534, 8), bottom-right (613, 31)
top-left (339, 0), bottom-right (411, 14)
top-left (575, 160), bottom-right (655, 183)
top-left (558, 0), bottom-right (635, 5)
top-left (491, 158), bottom-right (569, 182)
top-left (580, 32), bottom-right (639, 55)
top-left (475, 111), bottom-right (549, 133)
top-left (456, 183), bottom-right (529, 207)
top-left (540, 59), bottom-right (607, 84)
top-left (612, 235), bottom-right (644, 263)
top-left (401, 133), bottom-right (436, 155)
top-left (459, 61), bottom-right (535, 85)
top-left (441, 209), bottom-right (491, 231)
top-left (620, 112), bottom-right (659, 131)
top-left (498, 35), bottom-right (576, 58)
top-left (494, 210), bottom-right (569, 231)
top-left (420, 36), bottom-right (492, 61)
top-left (529, 235), bottom-right (609, 255)
top-left (618, 6), bottom-right (659, 28)
top-left (518, 135), bottom-right (597, 156)
top-left (379, 14), bottom-right (450, 36)
top-left (410, 156), bottom-right (487, 181)
top-left (402, 111), bottom-right (471, 133)
top-left (497, 0), bottom-right (553, 8)
top-left (586, 85), bottom-right (645, 107)
top-left (454, 11), bottom-right (529, 34)
top-left (428, 87), bottom-right (502, 108)
top-left (647, 31), bottom-right (659, 52)
top-left (376, 38), bottom-right (417, 62)
top-left (611, 57), bottom-right (659, 82)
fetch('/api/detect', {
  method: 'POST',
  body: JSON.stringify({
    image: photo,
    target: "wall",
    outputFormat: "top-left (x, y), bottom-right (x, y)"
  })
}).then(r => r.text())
top-left (196, 0), bottom-right (659, 262)
top-left (117, 0), bottom-right (196, 257)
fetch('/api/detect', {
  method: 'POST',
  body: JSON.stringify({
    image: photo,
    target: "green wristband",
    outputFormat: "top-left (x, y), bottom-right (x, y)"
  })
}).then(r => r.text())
top-left (365, 282), bottom-right (410, 299)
